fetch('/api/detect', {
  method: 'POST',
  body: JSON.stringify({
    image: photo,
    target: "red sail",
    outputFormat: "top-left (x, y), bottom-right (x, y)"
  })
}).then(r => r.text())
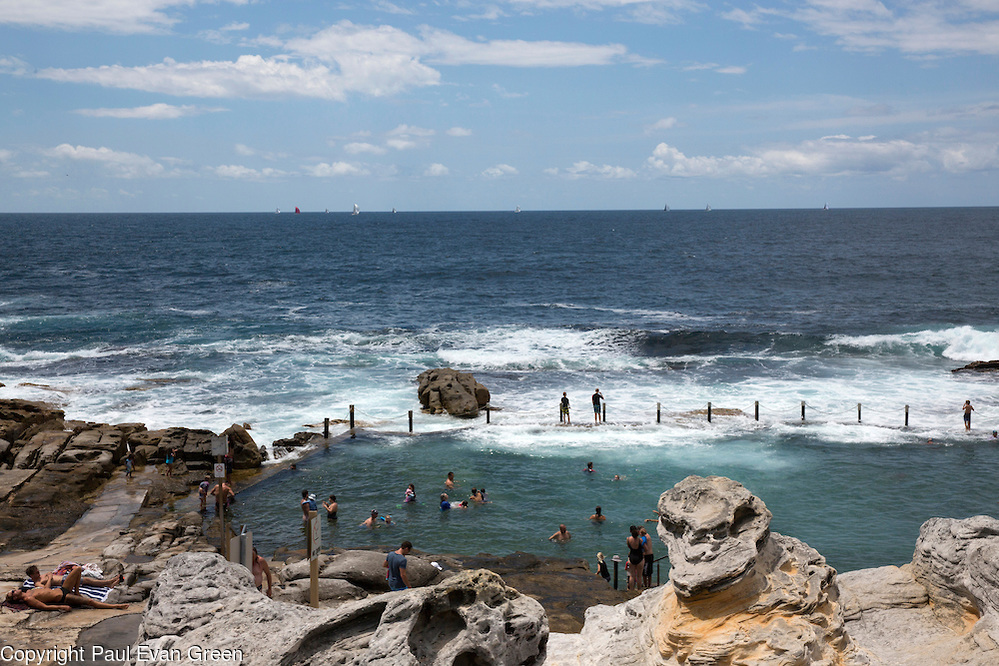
top-left (295, 207), bottom-right (301, 213)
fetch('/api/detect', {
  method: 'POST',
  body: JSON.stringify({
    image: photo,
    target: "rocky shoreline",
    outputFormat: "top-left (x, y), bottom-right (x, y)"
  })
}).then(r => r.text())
top-left (4, 397), bottom-right (999, 664)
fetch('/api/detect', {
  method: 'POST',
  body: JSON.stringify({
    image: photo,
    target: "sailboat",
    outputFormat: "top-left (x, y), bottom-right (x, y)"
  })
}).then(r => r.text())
top-left (295, 207), bottom-right (301, 214)
top-left (515, 206), bottom-right (521, 213)
top-left (392, 207), bottom-right (397, 214)
top-left (275, 208), bottom-right (280, 214)
top-left (823, 202), bottom-right (829, 211)
top-left (664, 203), bottom-right (670, 212)
top-left (705, 204), bottom-right (712, 212)
top-left (351, 204), bottom-right (360, 215)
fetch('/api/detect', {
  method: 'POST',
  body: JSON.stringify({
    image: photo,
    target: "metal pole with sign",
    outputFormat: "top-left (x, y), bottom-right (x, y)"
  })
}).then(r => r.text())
top-left (307, 510), bottom-right (320, 607)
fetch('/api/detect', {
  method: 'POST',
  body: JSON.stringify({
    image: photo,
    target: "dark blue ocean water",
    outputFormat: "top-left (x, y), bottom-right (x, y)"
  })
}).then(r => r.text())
top-left (2, 208), bottom-right (998, 572)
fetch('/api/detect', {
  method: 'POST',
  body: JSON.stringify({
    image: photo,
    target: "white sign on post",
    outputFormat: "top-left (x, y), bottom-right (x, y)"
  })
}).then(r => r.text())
top-left (214, 462), bottom-right (226, 479)
top-left (309, 514), bottom-right (321, 560)
top-left (211, 435), bottom-right (228, 457)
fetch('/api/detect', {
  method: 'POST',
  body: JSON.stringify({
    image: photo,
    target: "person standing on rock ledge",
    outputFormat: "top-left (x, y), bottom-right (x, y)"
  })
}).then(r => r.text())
top-left (963, 400), bottom-right (975, 431)
top-left (251, 547), bottom-right (273, 597)
top-left (591, 389), bottom-right (604, 423)
top-left (560, 392), bottom-right (571, 424)
top-left (384, 541), bottom-right (412, 591)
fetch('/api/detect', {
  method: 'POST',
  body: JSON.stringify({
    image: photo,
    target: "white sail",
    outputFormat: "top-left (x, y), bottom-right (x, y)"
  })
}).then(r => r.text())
top-left (352, 204), bottom-right (360, 215)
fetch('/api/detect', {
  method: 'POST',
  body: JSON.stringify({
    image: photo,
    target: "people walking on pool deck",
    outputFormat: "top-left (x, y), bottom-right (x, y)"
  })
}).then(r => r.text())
top-left (963, 400), bottom-right (975, 431)
top-left (560, 392), bottom-right (570, 424)
top-left (592, 389), bottom-right (604, 423)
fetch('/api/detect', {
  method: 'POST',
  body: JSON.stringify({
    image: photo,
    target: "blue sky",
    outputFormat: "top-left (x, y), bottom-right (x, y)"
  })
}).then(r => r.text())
top-left (1, 0), bottom-right (998, 212)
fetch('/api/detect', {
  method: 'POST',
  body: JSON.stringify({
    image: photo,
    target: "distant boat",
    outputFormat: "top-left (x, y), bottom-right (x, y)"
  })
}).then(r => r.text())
top-left (823, 202), bottom-right (829, 211)
top-left (325, 208), bottom-right (329, 214)
top-left (351, 204), bottom-right (360, 215)
top-left (275, 208), bottom-right (280, 214)
top-left (295, 207), bottom-right (301, 214)
top-left (392, 207), bottom-right (397, 214)
top-left (515, 206), bottom-right (521, 213)
top-left (705, 204), bottom-right (711, 212)
top-left (664, 203), bottom-right (670, 212)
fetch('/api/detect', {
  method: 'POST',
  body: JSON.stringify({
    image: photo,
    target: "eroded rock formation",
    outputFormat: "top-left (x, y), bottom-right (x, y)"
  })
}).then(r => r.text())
top-left (548, 475), bottom-right (867, 666)
top-left (130, 552), bottom-right (548, 666)
top-left (417, 368), bottom-right (490, 418)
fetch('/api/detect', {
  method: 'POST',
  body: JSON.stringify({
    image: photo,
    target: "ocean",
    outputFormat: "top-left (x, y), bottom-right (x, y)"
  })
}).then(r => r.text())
top-left (1, 208), bottom-right (998, 574)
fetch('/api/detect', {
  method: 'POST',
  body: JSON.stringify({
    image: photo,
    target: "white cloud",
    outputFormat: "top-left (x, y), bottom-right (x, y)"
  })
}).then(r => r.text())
top-left (647, 117), bottom-right (678, 133)
top-left (210, 165), bottom-right (288, 179)
top-left (344, 142), bottom-right (388, 155)
top-left (482, 163), bottom-right (519, 178)
top-left (502, 0), bottom-right (704, 25)
top-left (388, 124), bottom-right (435, 137)
top-left (305, 162), bottom-right (370, 177)
top-left (234, 144), bottom-right (255, 156)
top-left (73, 103), bottom-right (225, 119)
top-left (492, 83), bottom-right (528, 98)
top-left (0, 149), bottom-right (13, 161)
top-left (740, 0), bottom-right (999, 56)
top-left (446, 127), bottom-right (473, 137)
top-left (0, 0), bottom-right (249, 34)
top-left (48, 143), bottom-right (167, 178)
top-left (424, 163), bottom-right (450, 176)
top-left (24, 21), bottom-right (641, 104)
top-left (642, 134), bottom-right (999, 179)
top-left (548, 160), bottom-right (637, 179)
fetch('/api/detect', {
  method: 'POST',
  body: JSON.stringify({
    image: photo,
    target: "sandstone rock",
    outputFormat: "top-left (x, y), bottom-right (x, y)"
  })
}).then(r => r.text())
top-left (275, 578), bottom-right (368, 604)
top-left (132, 552), bottom-right (547, 666)
top-left (222, 423), bottom-right (262, 469)
top-left (838, 565), bottom-right (928, 621)
top-left (417, 367), bottom-right (490, 418)
top-left (911, 515), bottom-right (999, 630)
top-left (549, 475), bottom-right (867, 666)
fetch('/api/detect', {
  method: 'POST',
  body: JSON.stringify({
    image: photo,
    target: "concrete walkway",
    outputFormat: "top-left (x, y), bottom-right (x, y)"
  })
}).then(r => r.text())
top-left (0, 467), bottom-right (151, 579)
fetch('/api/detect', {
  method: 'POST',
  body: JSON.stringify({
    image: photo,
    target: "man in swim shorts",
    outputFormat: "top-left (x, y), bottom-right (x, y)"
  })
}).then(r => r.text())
top-left (549, 524), bottom-right (571, 543)
top-left (591, 389), bottom-right (604, 423)
top-left (26, 565), bottom-right (120, 592)
top-left (963, 400), bottom-right (975, 431)
top-left (6, 566), bottom-right (128, 612)
top-left (560, 392), bottom-right (570, 424)
top-left (252, 547), bottom-right (273, 597)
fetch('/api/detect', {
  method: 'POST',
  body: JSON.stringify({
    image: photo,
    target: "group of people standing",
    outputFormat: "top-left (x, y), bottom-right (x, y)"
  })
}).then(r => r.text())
top-left (560, 389), bottom-right (605, 425)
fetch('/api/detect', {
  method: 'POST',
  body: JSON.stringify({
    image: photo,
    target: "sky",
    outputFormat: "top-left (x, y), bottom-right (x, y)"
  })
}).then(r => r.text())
top-left (1, 0), bottom-right (998, 212)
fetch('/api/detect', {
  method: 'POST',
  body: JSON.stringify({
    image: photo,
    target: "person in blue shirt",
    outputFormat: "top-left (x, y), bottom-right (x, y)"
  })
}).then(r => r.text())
top-left (440, 493), bottom-right (451, 511)
top-left (384, 541), bottom-right (412, 591)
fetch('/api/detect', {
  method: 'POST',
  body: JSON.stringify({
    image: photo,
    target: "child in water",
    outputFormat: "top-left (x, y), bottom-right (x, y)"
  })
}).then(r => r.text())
top-left (404, 483), bottom-right (416, 503)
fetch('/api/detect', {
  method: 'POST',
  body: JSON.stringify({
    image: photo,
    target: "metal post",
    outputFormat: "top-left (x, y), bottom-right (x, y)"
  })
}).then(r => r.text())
top-left (408, 410), bottom-right (413, 433)
top-left (324, 417), bottom-right (329, 439)
top-left (801, 401), bottom-right (806, 421)
top-left (349, 405), bottom-right (355, 430)
top-left (858, 403), bottom-right (862, 423)
top-left (486, 406), bottom-right (490, 424)
top-left (559, 404), bottom-right (563, 423)
top-left (755, 401), bottom-right (759, 421)
top-left (602, 403), bottom-right (606, 423)
top-left (657, 402), bottom-right (661, 424)
top-left (905, 404), bottom-right (909, 427)
top-left (656, 562), bottom-right (660, 587)
top-left (707, 402), bottom-right (712, 423)
top-left (307, 510), bottom-right (320, 608)
top-left (612, 555), bottom-right (621, 590)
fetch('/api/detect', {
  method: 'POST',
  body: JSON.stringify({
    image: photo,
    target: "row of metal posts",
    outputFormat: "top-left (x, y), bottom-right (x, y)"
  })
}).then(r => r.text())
top-left (317, 401), bottom-right (914, 438)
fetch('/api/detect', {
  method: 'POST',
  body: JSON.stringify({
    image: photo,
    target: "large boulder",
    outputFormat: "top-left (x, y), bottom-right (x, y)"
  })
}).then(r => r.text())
top-left (132, 552), bottom-right (548, 666)
top-left (548, 475), bottom-right (867, 666)
top-left (417, 368), bottom-right (490, 418)
top-left (952, 360), bottom-right (999, 373)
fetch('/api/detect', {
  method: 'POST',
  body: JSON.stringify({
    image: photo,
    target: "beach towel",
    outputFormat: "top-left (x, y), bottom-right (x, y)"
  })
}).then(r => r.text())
top-left (18, 561), bottom-right (115, 603)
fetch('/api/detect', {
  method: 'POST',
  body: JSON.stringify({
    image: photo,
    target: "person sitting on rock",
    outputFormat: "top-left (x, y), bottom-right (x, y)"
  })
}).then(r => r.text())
top-left (25, 565), bottom-right (120, 592)
top-left (6, 566), bottom-right (128, 612)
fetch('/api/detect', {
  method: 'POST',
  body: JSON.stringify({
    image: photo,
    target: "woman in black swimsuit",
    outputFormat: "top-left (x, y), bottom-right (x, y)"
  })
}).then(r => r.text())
top-left (626, 525), bottom-right (644, 590)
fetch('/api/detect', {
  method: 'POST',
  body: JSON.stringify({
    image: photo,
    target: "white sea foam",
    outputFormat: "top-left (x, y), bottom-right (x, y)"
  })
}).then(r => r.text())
top-left (828, 326), bottom-right (999, 362)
